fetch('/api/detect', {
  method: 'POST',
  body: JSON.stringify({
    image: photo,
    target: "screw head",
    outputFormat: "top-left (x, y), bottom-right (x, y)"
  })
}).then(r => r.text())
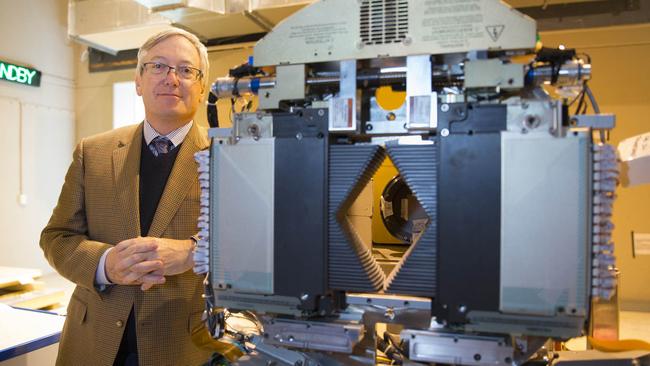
top-left (318, 109), bottom-right (325, 116)
top-left (296, 132), bottom-right (303, 140)
top-left (441, 103), bottom-right (450, 112)
top-left (300, 293), bottom-right (309, 301)
top-left (440, 128), bottom-right (450, 137)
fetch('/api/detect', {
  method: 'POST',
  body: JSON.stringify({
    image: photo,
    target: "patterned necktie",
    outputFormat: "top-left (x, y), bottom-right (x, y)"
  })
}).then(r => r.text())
top-left (149, 136), bottom-right (174, 157)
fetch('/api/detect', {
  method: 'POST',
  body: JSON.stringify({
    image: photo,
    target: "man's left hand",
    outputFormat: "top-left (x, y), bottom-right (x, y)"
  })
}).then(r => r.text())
top-left (135, 237), bottom-right (194, 290)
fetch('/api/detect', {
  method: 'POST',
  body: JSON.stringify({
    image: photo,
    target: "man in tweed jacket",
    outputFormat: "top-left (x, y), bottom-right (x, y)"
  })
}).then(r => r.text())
top-left (40, 28), bottom-right (212, 365)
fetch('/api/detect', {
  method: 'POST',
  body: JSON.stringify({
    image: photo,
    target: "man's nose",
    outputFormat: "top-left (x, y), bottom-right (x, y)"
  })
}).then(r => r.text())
top-left (163, 67), bottom-right (180, 85)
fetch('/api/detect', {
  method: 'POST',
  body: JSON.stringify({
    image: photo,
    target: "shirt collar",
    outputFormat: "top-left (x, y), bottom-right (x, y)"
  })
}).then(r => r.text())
top-left (143, 120), bottom-right (193, 147)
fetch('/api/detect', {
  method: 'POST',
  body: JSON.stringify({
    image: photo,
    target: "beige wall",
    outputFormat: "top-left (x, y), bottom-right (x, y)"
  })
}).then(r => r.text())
top-left (0, 0), bottom-right (75, 272)
top-left (541, 24), bottom-right (650, 310)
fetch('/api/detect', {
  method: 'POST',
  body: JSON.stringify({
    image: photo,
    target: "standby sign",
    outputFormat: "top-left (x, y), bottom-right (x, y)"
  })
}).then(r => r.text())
top-left (0, 60), bottom-right (41, 87)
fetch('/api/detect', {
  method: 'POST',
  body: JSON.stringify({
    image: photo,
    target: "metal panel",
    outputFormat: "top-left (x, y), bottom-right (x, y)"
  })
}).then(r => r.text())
top-left (384, 144), bottom-right (438, 297)
top-left (254, 0), bottom-right (536, 66)
top-left (406, 55), bottom-right (437, 130)
top-left (259, 64), bottom-right (306, 109)
top-left (328, 145), bottom-right (386, 292)
top-left (434, 103), bottom-right (507, 324)
top-left (500, 132), bottom-right (590, 316)
top-left (261, 318), bottom-right (363, 353)
top-left (328, 60), bottom-right (357, 132)
top-left (211, 138), bottom-right (275, 294)
top-left (272, 110), bottom-right (329, 304)
top-left (402, 329), bottom-right (513, 366)
top-left (464, 59), bottom-right (524, 89)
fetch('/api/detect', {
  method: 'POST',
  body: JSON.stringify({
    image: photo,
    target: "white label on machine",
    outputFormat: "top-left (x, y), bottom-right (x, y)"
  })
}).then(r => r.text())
top-left (407, 94), bottom-right (437, 129)
top-left (329, 97), bottom-right (355, 131)
top-left (633, 232), bottom-right (650, 256)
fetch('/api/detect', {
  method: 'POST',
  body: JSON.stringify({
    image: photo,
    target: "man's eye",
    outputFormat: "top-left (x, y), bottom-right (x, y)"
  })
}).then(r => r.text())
top-left (179, 66), bottom-right (193, 75)
top-left (152, 63), bottom-right (164, 69)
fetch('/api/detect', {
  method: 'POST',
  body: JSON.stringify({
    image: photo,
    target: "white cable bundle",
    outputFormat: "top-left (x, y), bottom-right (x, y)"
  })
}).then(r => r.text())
top-left (591, 144), bottom-right (618, 301)
top-left (194, 150), bottom-right (211, 274)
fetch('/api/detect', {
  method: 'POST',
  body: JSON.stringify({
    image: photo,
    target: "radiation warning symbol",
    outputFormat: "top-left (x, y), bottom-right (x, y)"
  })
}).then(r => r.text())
top-left (485, 25), bottom-right (505, 42)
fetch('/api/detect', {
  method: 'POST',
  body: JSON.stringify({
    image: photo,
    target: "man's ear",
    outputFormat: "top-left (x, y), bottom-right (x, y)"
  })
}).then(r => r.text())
top-left (200, 82), bottom-right (206, 101)
top-left (135, 73), bottom-right (143, 96)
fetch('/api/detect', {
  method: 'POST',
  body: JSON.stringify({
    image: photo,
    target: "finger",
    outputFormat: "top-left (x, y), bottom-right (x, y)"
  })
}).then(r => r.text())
top-left (130, 260), bottom-right (164, 274)
top-left (114, 237), bottom-right (142, 252)
top-left (115, 253), bottom-right (158, 272)
top-left (139, 275), bottom-right (166, 291)
top-left (150, 268), bottom-right (164, 276)
top-left (121, 270), bottom-right (143, 285)
top-left (140, 273), bottom-right (166, 285)
top-left (122, 241), bottom-right (158, 257)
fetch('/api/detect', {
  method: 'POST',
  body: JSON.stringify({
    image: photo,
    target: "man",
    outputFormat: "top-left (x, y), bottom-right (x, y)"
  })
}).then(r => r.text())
top-left (40, 28), bottom-right (212, 365)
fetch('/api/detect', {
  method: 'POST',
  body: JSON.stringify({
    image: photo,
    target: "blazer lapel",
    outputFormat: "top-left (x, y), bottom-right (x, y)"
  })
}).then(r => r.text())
top-left (113, 124), bottom-right (143, 239)
top-left (147, 123), bottom-right (209, 238)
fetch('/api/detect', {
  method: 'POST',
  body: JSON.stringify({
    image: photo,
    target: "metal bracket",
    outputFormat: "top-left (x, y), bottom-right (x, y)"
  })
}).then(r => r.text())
top-left (250, 335), bottom-right (313, 366)
top-left (329, 59), bottom-right (357, 132)
top-left (261, 317), bottom-right (363, 354)
top-left (406, 55), bottom-right (437, 130)
top-left (258, 64), bottom-right (305, 110)
top-left (570, 114), bottom-right (616, 129)
top-left (401, 329), bottom-right (514, 366)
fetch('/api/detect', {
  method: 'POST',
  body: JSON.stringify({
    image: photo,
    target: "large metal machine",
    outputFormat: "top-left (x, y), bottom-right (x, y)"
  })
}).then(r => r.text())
top-left (192, 0), bottom-right (624, 364)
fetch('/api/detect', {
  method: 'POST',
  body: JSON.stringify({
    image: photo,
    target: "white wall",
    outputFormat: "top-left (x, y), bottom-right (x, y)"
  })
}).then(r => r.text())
top-left (0, 0), bottom-right (75, 272)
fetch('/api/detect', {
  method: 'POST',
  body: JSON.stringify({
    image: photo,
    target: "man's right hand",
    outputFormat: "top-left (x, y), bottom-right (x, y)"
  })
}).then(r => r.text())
top-left (105, 238), bottom-right (166, 287)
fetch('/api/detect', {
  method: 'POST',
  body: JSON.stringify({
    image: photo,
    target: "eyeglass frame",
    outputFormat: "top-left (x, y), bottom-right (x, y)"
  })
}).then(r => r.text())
top-left (141, 61), bottom-right (203, 82)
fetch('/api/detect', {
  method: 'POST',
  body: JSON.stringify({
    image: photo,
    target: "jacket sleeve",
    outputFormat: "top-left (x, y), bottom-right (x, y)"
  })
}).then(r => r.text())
top-left (40, 138), bottom-right (113, 294)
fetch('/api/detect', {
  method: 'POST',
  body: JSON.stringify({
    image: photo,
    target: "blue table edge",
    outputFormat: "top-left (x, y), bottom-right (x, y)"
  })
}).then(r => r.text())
top-left (0, 307), bottom-right (64, 362)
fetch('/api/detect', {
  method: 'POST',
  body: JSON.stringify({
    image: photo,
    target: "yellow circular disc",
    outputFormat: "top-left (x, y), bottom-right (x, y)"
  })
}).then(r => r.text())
top-left (375, 86), bottom-right (406, 111)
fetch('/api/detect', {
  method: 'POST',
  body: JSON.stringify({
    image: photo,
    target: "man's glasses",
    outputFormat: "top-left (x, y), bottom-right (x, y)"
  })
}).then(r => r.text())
top-left (142, 62), bottom-right (203, 81)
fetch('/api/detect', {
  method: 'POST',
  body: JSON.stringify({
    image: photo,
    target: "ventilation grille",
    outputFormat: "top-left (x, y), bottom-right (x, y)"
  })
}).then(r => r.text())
top-left (360, 0), bottom-right (409, 46)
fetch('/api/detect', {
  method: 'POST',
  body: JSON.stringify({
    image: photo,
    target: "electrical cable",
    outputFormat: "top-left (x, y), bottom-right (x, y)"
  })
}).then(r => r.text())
top-left (207, 92), bottom-right (219, 127)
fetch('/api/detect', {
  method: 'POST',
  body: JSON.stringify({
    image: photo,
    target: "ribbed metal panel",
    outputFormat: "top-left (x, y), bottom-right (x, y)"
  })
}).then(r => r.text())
top-left (328, 144), bottom-right (386, 292)
top-left (384, 144), bottom-right (437, 297)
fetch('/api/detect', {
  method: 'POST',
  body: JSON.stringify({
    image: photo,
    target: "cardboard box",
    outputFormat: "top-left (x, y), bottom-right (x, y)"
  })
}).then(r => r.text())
top-left (618, 132), bottom-right (650, 187)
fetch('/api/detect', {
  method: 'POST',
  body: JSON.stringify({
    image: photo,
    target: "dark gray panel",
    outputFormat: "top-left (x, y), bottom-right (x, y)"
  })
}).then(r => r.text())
top-left (328, 144), bottom-right (386, 292)
top-left (273, 110), bottom-right (330, 311)
top-left (434, 103), bottom-right (507, 324)
top-left (384, 144), bottom-right (438, 297)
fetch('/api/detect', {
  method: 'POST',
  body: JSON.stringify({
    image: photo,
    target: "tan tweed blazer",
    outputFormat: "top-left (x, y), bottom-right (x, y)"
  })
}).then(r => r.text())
top-left (40, 122), bottom-right (212, 366)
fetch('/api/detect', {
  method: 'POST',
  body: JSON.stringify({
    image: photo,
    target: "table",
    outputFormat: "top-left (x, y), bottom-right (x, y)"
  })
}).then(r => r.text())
top-left (0, 304), bottom-right (65, 362)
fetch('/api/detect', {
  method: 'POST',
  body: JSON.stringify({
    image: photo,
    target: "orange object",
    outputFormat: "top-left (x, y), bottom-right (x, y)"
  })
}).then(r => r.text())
top-left (375, 86), bottom-right (406, 111)
top-left (588, 336), bottom-right (650, 352)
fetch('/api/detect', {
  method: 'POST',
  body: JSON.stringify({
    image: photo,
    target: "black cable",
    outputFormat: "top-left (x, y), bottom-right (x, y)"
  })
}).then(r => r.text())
top-left (207, 92), bottom-right (219, 128)
top-left (574, 82), bottom-right (588, 115)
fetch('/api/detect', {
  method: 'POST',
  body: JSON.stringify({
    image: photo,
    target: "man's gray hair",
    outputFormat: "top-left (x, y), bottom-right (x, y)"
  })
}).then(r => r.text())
top-left (136, 28), bottom-right (209, 89)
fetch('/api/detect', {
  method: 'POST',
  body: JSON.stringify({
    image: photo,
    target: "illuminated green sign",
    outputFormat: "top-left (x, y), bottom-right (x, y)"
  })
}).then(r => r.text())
top-left (0, 60), bottom-right (41, 87)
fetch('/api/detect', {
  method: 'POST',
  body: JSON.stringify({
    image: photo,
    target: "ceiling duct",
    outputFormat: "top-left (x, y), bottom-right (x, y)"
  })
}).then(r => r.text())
top-left (68, 0), bottom-right (312, 55)
top-left (68, 0), bottom-right (174, 55)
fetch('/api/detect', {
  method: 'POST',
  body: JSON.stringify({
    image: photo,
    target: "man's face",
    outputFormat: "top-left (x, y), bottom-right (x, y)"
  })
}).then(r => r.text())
top-left (135, 36), bottom-right (205, 126)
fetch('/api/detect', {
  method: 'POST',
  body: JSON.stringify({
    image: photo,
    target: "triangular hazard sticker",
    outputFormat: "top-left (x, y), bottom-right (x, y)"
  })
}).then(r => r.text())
top-left (485, 25), bottom-right (505, 42)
